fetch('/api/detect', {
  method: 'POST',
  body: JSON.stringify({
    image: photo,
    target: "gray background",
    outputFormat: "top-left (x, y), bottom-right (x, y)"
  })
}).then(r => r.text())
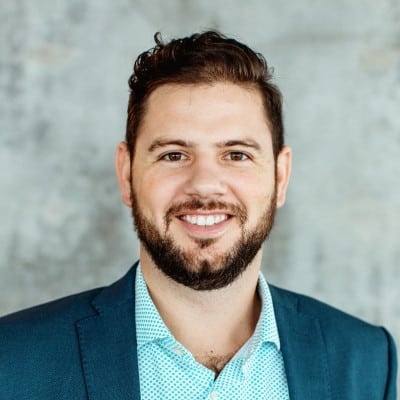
top-left (1, 0), bottom-right (399, 370)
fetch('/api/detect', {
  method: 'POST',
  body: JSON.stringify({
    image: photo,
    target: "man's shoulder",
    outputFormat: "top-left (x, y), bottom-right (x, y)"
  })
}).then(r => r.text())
top-left (269, 283), bottom-right (394, 351)
top-left (270, 285), bottom-right (397, 398)
top-left (0, 263), bottom-right (138, 331)
top-left (0, 266), bottom-right (139, 398)
top-left (0, 286), bottom-right (104, 343)
top-left (0, 286), bottom-right (105, 394)
top-left (270, 283), bottom-right (383, 330)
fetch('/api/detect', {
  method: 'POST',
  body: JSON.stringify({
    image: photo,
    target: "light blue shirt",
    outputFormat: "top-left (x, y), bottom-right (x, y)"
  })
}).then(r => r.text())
top-left (135, 264), bottom-right (290, 399)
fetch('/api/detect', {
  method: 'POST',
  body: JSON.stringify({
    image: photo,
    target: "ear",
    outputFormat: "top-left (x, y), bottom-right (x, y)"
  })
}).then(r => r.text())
top-left (115, 141), bottom-right (133, 207)
top-left (275, 145), bottom-right (292, 208)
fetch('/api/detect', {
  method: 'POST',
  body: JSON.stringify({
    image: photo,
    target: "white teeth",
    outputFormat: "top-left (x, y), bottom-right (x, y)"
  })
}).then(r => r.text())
top-left (206, 216), bottom-right (214, 226)
top-left (181, 214), bottom-right (228, 226)
top-left (214, 215), bottom-right (224, 224)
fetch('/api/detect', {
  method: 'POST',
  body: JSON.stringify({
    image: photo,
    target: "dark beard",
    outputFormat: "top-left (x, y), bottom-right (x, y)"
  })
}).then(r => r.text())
top-left (130, 187), bottom-right (277, 291)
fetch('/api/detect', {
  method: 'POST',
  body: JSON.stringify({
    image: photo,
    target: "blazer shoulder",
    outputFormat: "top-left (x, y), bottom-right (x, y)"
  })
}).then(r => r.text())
top-left (0, 286), bottom-right (103, 338)
top-left (269, 284), bottom-right (397, 361)
top-left (0, 266), bottom-right (138, 399)
top-left (0, 287), bottom-right (104, 398)
top-left (270, 285), bottom-right (397, 398)
top-left (0, 263), bottom-right (138, 329)
top-left (270, 284), bottom-right (380, 330)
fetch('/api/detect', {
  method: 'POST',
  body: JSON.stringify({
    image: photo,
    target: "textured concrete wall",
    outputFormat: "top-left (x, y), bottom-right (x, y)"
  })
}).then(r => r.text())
top-left (1, 0), bottom-right (399, 360)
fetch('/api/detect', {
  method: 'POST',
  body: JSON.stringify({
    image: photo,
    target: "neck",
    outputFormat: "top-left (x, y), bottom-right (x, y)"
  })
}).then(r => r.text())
top-left (139, 248), bottom-right (263, 371)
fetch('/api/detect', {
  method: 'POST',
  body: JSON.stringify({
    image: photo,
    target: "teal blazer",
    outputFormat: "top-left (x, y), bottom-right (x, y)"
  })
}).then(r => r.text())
top-left (0, 264), bottom-right (397, 399)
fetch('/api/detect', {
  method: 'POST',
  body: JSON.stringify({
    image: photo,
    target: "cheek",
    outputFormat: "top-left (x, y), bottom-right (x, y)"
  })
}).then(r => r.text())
top-left (230, 172), bottom-right (276, 223)
top-left (134, 172), bottom-right (184, 216)
top-left (230, 170), bottom-right (275, 199)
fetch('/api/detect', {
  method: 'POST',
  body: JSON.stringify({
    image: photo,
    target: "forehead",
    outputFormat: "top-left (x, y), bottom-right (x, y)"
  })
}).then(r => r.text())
top-left (137, 82), bottom-right (272, 147)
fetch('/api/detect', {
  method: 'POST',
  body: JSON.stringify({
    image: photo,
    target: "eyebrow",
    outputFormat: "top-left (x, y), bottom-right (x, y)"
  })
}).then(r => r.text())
top-left (216, 139), bottom-right (261, 151)
top-left (148, 139), bottom-right (194, 152)
top-left (147, 138), bottom-right (262, 152)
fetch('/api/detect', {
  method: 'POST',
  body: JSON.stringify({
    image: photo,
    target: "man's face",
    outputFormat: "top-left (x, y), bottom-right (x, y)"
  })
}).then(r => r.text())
top-left (118, 83), bottom-right (290, 290)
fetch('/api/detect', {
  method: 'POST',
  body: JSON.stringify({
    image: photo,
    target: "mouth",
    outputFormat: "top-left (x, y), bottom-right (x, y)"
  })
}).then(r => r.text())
top-left (179, 213), bottom-right (230, 227)
top-left (174, 212), bottom-right (234, 238)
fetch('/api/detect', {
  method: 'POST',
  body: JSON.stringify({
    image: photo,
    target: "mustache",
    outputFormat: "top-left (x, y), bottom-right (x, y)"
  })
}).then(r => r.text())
top-left (165, 199), bottom-right (247, 226)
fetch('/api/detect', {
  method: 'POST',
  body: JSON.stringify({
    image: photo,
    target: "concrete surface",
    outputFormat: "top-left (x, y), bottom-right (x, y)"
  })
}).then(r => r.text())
top-left (1, 0), bottom-right (399, 365)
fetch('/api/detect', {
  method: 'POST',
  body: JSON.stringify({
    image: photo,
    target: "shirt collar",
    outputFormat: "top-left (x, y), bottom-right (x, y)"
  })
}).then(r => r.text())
top-left (135, 264), bottom-right (171, 347)
top-left (257, 271), bottom-right (281, 349)
top-left (135, 264), bottom-right (281, 352)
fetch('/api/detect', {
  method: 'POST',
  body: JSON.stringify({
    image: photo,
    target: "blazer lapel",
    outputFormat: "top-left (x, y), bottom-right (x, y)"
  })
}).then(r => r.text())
top-left (76, 266), bottom-right (141, 400)
top-left (270, 286), bottom-right (332, 400)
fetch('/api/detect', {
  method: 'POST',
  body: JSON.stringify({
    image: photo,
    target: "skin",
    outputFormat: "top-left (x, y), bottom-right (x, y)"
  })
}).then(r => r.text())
top-left (115, 82), bottom-right (291, 374)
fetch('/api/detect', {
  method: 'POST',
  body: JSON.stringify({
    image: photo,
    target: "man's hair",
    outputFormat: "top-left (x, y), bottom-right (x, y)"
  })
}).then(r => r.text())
top-left (126, 31), bottom-right (284, 160)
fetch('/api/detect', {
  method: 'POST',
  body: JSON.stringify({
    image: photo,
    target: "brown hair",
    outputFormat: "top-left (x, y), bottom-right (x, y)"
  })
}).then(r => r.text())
top-left (126, 31), bottom-right (284, 160)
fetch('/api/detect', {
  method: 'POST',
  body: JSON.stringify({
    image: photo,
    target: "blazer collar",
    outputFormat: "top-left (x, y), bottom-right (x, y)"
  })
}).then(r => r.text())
top-left (269, 285), bottom-right (332, 400)
top-left (76, 263), bottom-right (140, 400)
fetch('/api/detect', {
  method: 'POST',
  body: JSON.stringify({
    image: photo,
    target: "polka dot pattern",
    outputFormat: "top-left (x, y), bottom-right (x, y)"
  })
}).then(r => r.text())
top-left (136, 265), bottom-right (290, 399)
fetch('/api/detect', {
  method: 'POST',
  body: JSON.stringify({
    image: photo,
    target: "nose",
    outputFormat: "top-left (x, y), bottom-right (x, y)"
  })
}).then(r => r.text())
top-left (183, 158), bottom-right (227, 199)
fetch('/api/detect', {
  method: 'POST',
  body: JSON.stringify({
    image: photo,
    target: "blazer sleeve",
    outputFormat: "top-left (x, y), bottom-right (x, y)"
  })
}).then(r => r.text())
top-left (383, 328), bottom-right (397, 400)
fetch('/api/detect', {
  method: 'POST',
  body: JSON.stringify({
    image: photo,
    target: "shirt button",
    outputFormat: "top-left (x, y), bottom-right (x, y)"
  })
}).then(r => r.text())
top-left (209, 391), bottom-right (219, 400)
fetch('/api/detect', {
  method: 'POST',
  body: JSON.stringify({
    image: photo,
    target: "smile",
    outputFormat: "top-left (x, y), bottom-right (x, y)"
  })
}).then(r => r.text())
top-left (180, 214), bottom-right (229, 226)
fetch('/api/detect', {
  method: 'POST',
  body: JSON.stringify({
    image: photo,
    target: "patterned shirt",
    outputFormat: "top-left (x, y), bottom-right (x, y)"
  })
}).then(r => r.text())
top-left (135, 264), bottom-right (290, 399)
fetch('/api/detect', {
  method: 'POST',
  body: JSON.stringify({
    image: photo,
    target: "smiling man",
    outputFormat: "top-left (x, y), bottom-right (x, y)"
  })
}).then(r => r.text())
top-left (0, 31), bottom-right (397, 399)
top-left (118, 82), bottom-right (283, 292)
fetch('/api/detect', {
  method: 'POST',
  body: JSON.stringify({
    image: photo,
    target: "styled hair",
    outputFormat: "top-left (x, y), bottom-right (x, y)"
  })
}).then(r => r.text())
top-left (126, 31), bottom-right (284, 160)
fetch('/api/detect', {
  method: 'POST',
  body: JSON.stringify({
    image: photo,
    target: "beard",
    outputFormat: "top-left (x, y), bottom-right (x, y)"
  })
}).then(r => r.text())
top-left (130, 185), bottom-right (277, 291)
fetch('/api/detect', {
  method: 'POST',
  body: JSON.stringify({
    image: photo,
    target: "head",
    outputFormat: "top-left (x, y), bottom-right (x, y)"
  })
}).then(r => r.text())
top-left (126, 30), bottom-right (284, 162)
top-left (117, 31), bottom-right (291, 291)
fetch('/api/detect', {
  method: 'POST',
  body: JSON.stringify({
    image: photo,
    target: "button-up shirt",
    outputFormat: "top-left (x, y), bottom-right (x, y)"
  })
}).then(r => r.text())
top-left (135, 264), bottom-right (289, 399)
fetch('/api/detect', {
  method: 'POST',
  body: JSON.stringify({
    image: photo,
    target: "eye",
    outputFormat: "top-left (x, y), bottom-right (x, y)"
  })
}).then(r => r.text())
top-left (226, 151), bottom-right (250, 161)
top-left (161, 152), bottom-right (187, 162)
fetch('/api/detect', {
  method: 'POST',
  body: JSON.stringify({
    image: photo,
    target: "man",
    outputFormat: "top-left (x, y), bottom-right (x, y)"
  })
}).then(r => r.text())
top-left (0, 31), bottom-right (397, 399)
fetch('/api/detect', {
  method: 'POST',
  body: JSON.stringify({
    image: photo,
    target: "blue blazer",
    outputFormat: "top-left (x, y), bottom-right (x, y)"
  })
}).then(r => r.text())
top-left (0, 264), bottom-right (397, 399)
